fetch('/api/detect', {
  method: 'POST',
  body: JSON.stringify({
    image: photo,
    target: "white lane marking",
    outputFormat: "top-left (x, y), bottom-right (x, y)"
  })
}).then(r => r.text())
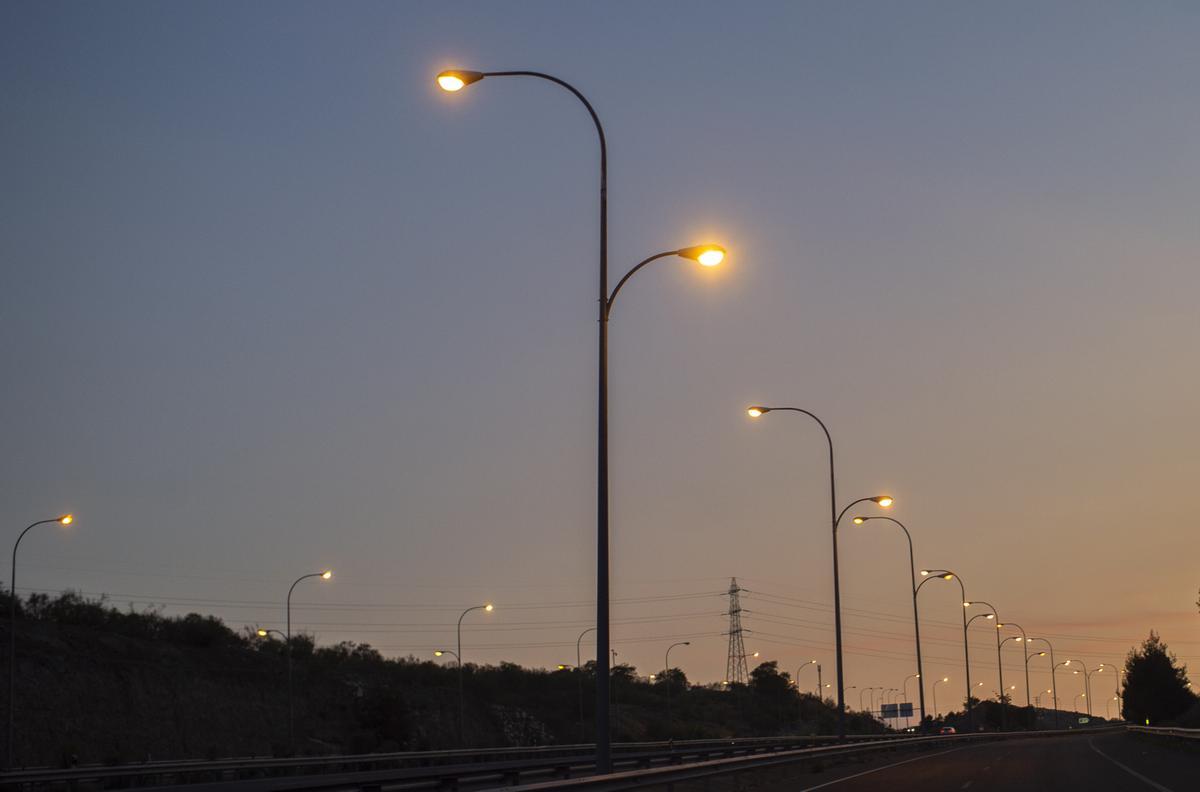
top-left (798, 746), bottom-right (968, 790)
top-left (1088, 737), bottom-right (1175, 792)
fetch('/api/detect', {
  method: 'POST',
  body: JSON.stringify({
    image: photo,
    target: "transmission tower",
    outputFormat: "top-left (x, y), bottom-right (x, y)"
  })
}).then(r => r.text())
top-left (724, 577), bottom-right (750, 684)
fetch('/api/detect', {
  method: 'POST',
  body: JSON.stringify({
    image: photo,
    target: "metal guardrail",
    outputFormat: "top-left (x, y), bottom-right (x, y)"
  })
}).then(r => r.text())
top-left (1127, 724), bottom-right (1200, 740)
top-left (497, 727), bottom-right (1126, 792)
top-left (0, 734), bottom-right (912, 789)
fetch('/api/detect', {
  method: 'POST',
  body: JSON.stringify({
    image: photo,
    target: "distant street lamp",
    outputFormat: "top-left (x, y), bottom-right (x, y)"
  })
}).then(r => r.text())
top-left (1052, 657), bottom-right (1075, 727)
top-left (932, 677), bottom-right (950, 718)
top-left (1074, 692), bottom-right (1087, 713)
top-left (453, 603), bottom-right (493, 745)
top-left (437, 65), bottom-right (727, 775)
top-left (1096, 663), bottom-right (1122, 712)
top-left (999, 622), bottom-right (1031, 707)
top-left (576, 627), bottom-right (595, 742)
top-left (850, 516), bottom-right (926, 724)
top-left (1027, 638), bottom-right (1059, 727)
top-left (256, 627), bottom-right (285, 640)
top-left (664, 641), bottom-right (690, 729)
top-left (1068, 662), bottom-right (1094, 717)
top-left (748, 404), bottom-right (893, 738)
top-left (797, 659), bottom-right (818, 696)
top-left (917, 570), bottom-right (973, 729)
top-left (902, 674), bottom-right (921, 729)
top-left (7, 513), bottom-right (74, 767)
top-left (964, 600), bottom-right (1006, 729)
top-left (283, 568), bottom-right (331, 753)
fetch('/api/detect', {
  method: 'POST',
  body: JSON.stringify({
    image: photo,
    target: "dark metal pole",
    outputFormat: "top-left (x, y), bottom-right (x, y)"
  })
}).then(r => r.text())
top-left (467, 70), bottom-right (610, 771)
top-left (664, 641), bottom-right (688, 729)
top-left (576, 627), bottom-right (594, 743)
top-left (853, 517), bottom-right (926, 725)
top-left (1030, 639), bottom-right (1058, 728)
top-left (285, 571), bottom-right (329, 755)
top-left (8, 518), bottom-right (62, 768)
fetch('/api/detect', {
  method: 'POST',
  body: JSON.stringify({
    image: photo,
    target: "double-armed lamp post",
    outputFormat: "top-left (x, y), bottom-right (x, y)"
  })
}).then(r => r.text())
top-left (850, 515), bottom-right (926, 725)
top-left (437, 67), bottom-right (726, 773)
top-left (8, 513), bottom-right (74, 768)
top-left (746, 405), bottom-right (892, 738)
top-left (917, 570), bottom-right (972, 729)
top-left (964, 600), bottom-right (1004, 729)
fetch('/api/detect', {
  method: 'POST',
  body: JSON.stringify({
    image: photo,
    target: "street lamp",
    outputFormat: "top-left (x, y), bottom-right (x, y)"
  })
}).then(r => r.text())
top-left (576, 626), bottom-right (595, 743)
top-left (8, 513), bottom-right (74, 767)
top-left (438, 66), bottom-right (726, 774)
top-left (1067, 662), bottom-right (1094, 717)
top-left (999, 622), bottom-right (1032, 707)
top-left (747, 402), bottom-right (893, 739)
top-left (664, 641), bottom-right (690, 730)
top-left (932, 677), bottom-right (950, 718)
top-left (285, 569), bottom-right (332, 754)
top-left (797, 660), bottom-right (818, 696)
top-left (917, 570), bottom-right (973, 730)
top-left (454, 603), bottom-right (494, 745)
top-left (849, 516), bottom-right (926, 725)
top-left (1028, 638), bottom-right (1060, 728)
top-left (902, 674), bottom-right (920, 729)
top-left (964, 600), bottom-right (1006, 729)
top-left (256, 627), bottom-right (285, 640)
top-left (1096, 663), bottom-right (1123, 712)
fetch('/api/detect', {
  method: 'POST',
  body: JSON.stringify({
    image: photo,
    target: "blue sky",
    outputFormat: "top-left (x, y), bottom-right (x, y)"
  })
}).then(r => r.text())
top-left (2, 1), bottom-right (1198, 707)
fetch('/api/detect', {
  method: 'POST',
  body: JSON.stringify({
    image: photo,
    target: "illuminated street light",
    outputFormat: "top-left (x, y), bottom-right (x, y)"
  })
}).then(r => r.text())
top-left (932, 677), bottom-right (950, 717)
top-left (746, 405), bottom-right (893, 738)
top-left (848, 516), bottom-right (927, 724)
top-left (8, 513), bottom-right (76, 767)
top-left (917, 570), bottom-right (974, 730)
top-left (284, 569), bottom-right (333, 754)
top-left (999, 622), bottom-right (1032, 707)
top-left (664, 641), bottom-right (690, 731)
top-left (965, 600), bottom-right (1008, 729)
top-left (454, 604), bottom-right (494, 745)
top-left (437, 64), bottom-right (727, 774)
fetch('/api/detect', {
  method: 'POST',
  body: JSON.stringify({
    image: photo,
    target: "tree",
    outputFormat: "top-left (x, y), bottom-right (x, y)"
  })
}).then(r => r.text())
top-left (1122, 631), bottom-right (1196, 725)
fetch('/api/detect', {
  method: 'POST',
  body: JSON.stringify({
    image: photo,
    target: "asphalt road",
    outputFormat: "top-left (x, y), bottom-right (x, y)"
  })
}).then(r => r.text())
top-left (770, 731), bottom-right (1198, 791)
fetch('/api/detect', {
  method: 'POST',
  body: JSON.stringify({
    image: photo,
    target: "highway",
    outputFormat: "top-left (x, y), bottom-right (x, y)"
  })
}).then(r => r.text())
top-left (769, 731), bottom-right (1197, 791)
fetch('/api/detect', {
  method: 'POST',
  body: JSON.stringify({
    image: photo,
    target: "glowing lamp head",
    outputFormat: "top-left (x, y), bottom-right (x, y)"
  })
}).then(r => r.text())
top-left (1037, 652), bottom-right (1046, 657)
top-left (986, 614), bottom-right (995, 620)
top-left (484, 603), bottom-right (494, 612)
top-left (557, 664), bottom-right (568, 670)
top-left (437, 70), bottom-right (484, 92)
top-left (257, 629), bottom-right (268, 637)
top-left (873, 496), bottom-right (894, 508)
top-left (59, 514), bottom-right (74, 525)
top-left (321, 571), bottom-right (332, 580)
top-left (920, 570), bottom-right (931, 577)
top-left (677, 244), bottom-right (726, 267)
top-left (434, 650), bottom-right (444, 657)
top-left (942, 677), bottom-right (950, 683)
top-left (1064, 660), bottom-right (1071, 666)
top-left (963, 602), bottom-right (972, 608)
top-left (942, 573), bottom-right (955, 580)
top-left (852, 517), bottom-right (865, 525)
top-left (747, 406), bottom-right (769, 418)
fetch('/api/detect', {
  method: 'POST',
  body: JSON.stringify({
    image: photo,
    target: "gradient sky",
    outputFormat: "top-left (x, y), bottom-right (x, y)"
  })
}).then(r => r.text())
top-left (3, 1), bottom-right (1198, 715)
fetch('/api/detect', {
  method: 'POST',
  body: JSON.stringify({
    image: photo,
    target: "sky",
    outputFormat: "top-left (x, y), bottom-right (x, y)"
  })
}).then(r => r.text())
top-left (2, 1), bottom-right (1198, 717)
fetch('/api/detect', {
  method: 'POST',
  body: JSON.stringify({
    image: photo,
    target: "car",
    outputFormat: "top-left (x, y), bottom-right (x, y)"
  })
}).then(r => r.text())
top-left (939, 726), bottom-right (957, 735)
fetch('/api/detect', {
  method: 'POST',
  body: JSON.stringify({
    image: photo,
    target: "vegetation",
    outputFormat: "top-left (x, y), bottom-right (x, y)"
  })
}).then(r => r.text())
top-left (2, 592), bottom-right (879, 768)
top-left (1121, 631), bottom-right (1196, 726)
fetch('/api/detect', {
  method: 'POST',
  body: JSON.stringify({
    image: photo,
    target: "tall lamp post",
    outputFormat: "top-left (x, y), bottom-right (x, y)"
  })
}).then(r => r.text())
top-left (850, 516), bottom-right (926, 725)
top-left (7, 513), bottom-right (73, 767)
top-left (964, 601), bottom-right (1005, 729)
top-left (664, 641), bottom-right (690, 728)
top-left (917, 570), bottom-right (972, 730)
top-left (902, 674), bottom-right (920, 729)
top-left (748, 402), bottom-right (893, 738)
top-left (1028, 638), bottom-right (1059, 728)
top-left (797, 659), bottom-right (818, 695)
top-left (285, 569), bottom-right (332, 755)
top-left (932, 677), bottom-right (950, 718)
top-left (453, 603), bottom-right (494, 745)
top-left (999, 622), bottom-right (1031, 707)
top-left (438, 68), bottom-right (726, 774)
top-left (576, 626), bottom-right (595, 743)
top-left (1096, 663), bottom-right (1122, 714)
top-left (1069, 662), bottom-right (1094, 717)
